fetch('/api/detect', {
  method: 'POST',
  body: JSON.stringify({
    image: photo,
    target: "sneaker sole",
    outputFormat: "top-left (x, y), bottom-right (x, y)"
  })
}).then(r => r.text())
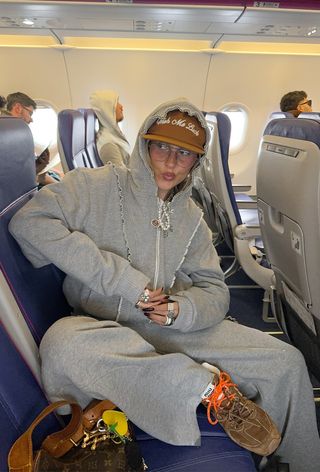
top-left (233, 432), bottom-right (281, 456)
top-left (255, 435), bottom-right (281, 457)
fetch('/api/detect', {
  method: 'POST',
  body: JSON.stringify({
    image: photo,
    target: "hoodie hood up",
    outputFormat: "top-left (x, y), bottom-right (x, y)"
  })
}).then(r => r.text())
top-left (89, 89), bottom-right (130, 156)
top-left (127, 97), bottom-right (210, 201)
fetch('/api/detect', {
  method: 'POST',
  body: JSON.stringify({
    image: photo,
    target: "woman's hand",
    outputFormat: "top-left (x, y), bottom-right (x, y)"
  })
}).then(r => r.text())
top-left (135, 287), bottom-right (179, 326)
top-left (135, 287), bottom-right (168, 309)
top-left (144, 300), bottom-right (179, 326)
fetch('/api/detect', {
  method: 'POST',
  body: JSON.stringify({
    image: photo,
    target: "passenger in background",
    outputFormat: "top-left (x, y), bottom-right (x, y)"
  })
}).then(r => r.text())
top-left (90, 89), bottom-right (130, 167)
top-left (5, 92), bottom-right (61, 187)
top-left (9, 98), bottom-right (320, 472)
top-left (0, 95), bottom-right (7, 114)
top-left (280, 90), bottom-right (312, 117)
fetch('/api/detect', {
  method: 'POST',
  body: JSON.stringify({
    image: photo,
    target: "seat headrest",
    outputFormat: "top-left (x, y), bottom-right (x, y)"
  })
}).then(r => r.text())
top-left (298, 112), bottom-right (320, 120)
top-left (79, 108), bottom-right (97, 146)
top-left (58, 110), bottom-right (85, 157)
top-left (268, 112), bottom-right (293, 120)
top-left (0, 117), bottom-right (37, 213)
top-left (264, 117), bottom-right (320, 149)
top-left (204, 111), bottom-right (231, 160)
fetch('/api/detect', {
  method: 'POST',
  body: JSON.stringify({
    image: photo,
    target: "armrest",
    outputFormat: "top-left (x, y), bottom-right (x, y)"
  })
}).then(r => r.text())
top-left (237, 200), bottom-right (257, 209)
top-left (235, 224), bottom-right (261, 240)
top-left (233, 184), bottom-right (252, 192)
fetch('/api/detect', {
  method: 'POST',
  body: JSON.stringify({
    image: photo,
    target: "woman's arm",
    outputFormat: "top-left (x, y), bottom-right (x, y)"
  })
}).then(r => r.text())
top-left (9, 169), bottom-right (149, 305)
top-left (167, 220), bottom-right (230, 332)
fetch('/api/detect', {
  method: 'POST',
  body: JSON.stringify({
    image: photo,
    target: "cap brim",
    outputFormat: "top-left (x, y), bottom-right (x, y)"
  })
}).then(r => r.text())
top-left (142, 133), bottom-right (205, 155)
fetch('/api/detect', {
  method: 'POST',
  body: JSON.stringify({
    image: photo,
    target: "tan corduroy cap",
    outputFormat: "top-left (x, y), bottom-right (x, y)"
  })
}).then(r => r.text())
top-left (143, 110), bottom-right (206, 155)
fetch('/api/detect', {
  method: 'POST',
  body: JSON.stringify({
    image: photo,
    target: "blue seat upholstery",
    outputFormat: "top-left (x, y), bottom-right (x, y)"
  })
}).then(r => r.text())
top-left (198, 112), bottom-right (273, 292)
top-left (264, 117), bottom-right (320, 148)
top-left (78, 108), bottom-right (103, 167)
top-left (0, 321), bottom-right (61, 472)
top-left (258, 117), bottom-right (320, 380)
top-left (298, 112), bottom-right (320, 120)
top-left (58, 109), bottom-right (92, 172)
top-left (268, 111), bottom-right (293, 120)
top-left (134, 407), bottom-right (257, 471)
top-left (0, 116), bottom-right (70, 380)
top-left (0, 116), bottom-right (36, 212)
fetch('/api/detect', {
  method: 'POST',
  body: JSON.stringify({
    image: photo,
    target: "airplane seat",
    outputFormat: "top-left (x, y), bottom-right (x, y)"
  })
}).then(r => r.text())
top-left (78, 108), bottom-right (104, 167)
top-left (57, 109), bottom-right (92, 172)
top-left (200, 112), bottom-right (273, 294)
top-left (0, 320), bottom-right (62, 472)
top-left (194, 111), bottom-right (254, 242)
top-left (257, 117), bottom-right (320, 380)
top-left (264, 111), bottom-right (294, 128)
top-left (298, 112), bottom-right (320, 120)
top-left (0, 116), bottom-right (71, 380)
top-left (268, 111), bottom-right (293, 120)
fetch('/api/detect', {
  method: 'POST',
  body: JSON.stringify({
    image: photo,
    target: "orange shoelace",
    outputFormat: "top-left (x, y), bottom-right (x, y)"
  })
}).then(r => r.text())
top-left (205, 372), bottom-right (237, 425)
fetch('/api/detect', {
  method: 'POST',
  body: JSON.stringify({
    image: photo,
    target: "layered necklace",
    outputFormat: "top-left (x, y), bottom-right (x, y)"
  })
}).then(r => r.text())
top-left (151, 199), bottom-right (173, 237)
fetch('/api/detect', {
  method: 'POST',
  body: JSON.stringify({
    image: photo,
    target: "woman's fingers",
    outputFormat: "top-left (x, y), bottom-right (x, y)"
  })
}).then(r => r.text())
top-left (145, 301), bottom-right (179, 325)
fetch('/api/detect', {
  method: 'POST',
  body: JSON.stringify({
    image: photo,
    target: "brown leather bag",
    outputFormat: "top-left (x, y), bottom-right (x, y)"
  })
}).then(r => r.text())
top-left (8, 400), bottom-right (146, 472)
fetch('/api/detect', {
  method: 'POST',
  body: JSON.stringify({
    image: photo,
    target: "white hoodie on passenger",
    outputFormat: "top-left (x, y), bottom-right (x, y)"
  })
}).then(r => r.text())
top-left (89, 89), bottom-right (130, 167)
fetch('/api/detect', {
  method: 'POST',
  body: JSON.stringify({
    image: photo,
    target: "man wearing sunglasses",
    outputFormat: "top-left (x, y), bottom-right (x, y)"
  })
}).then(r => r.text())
top-left (280, 90), bottom-right (313, 117)
top-left (4, 91), bottom-right (59, 186)
top-left (5, 91), bottom-right (37, 124)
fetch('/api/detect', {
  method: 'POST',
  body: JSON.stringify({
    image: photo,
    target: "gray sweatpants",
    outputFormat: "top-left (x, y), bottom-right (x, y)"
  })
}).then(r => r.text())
top-left (40, 316), bottom-right (320, 472)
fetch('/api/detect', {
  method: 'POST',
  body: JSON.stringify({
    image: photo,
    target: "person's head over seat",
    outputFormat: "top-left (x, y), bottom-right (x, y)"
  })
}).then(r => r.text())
top-left (6, 92), bottom-right (37, 124)
top-left (142, 108), bottom-right (207, 201)
top-left (280, 90), bottom-right (312, 117)
top-left (90, 89), bottom-right (124, 126)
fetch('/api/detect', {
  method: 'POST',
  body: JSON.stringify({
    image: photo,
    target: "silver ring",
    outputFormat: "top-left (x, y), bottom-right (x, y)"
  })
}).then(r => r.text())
top-left (167, 301), bottom-right (175, 326)
top-left (139, 288), bottom-right (150, 303)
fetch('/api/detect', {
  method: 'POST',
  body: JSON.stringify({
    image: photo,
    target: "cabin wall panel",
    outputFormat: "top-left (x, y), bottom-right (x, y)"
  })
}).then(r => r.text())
top-left (64, 49), bottom-right (211, 148)
top-left (204, 53), bottom-right (320, 193)
top-left (0, 48), bottom-right (70, 110)
top-left (2, 47), bottom-right (320, 195)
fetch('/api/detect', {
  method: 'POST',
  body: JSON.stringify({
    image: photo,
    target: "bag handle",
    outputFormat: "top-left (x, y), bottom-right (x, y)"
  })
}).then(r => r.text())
top-left (42, 398), bottom-right (117, 457)
top-left (8, 400), bottom-right (82, 472)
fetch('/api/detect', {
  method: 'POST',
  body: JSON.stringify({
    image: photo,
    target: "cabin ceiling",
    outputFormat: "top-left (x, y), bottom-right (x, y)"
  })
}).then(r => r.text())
top-left (1, 1), bottom-right (320, 51)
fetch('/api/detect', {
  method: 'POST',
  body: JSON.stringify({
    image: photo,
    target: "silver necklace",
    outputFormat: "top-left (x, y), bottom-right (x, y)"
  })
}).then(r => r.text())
top-left (151, 200), bottom-right (173, 237)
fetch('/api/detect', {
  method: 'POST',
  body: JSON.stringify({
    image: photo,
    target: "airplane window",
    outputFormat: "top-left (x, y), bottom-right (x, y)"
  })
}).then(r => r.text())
top-left (221, 105), bottom-right (248, 154)
top-left (29, 102), bottom-right (61, 171)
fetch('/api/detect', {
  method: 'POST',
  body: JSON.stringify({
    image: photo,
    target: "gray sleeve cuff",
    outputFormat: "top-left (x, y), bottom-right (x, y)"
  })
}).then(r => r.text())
top-left (168, 295), bottom-right (194, 332)
top-left (115, 264), bottom-right (150, 305)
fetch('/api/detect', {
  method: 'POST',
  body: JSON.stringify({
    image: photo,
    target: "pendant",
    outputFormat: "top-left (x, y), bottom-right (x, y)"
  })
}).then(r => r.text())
top-left (151, 219), bottom-right (160, 228)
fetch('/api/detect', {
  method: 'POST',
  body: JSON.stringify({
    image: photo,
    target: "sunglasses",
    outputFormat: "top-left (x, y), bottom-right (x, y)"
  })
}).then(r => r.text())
top-left (149, 141), bottom-right (198, 168)
top-left (21, 105), bottom-right (34, 117)
top-left (300, 99), bottom-right (312, 107)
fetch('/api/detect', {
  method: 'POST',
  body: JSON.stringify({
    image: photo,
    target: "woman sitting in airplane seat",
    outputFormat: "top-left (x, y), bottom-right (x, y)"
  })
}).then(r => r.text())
top-left (9, 98), bottom-right (320, 472)
top-left (90, 89), bottom-right (130, 167)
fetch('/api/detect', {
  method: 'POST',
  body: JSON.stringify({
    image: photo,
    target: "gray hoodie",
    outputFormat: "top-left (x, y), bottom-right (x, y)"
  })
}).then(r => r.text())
top-left (90, 90), bottom-right (130, 167)
top-left (9, 98), bottom-right (229, 333)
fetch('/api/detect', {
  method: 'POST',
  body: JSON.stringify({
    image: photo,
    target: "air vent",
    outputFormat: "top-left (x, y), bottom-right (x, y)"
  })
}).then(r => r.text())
top-left (0, 16), bottom-right (37, 28)
top-left (256, 25), bottom-right (306, 35)
top-left (133, 20), bottom-right (175, 32)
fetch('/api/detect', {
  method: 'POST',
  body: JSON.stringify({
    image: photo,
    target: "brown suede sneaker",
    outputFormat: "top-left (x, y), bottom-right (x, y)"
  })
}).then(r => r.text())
top-left (202, 372), bottom-right (281, 456)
